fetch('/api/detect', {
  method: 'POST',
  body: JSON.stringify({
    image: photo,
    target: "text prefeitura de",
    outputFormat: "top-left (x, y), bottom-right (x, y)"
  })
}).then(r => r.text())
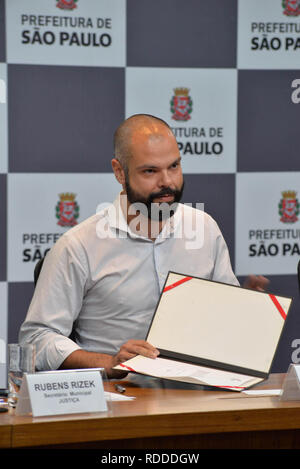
top-left (21, 15), bottom-right (111, 29)
top-left (251, 22), bottom-right (300, 33)
top-left (249, 229), bottom-right (300, 240)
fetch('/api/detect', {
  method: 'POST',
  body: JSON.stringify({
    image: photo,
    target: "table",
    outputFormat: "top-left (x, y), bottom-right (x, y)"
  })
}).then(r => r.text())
top-left (1, 373), bottom-right (300, 449)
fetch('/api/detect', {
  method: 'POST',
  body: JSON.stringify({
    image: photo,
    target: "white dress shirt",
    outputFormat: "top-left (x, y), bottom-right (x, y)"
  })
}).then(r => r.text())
top-left (19, 194), bottom-right (239, 371)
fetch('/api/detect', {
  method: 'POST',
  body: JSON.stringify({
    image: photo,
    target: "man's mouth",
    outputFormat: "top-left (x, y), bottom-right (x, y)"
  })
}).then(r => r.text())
top-left (153, 194), bottom-right (175, 202)
top-left (151, 189), bottom-right (176, 203)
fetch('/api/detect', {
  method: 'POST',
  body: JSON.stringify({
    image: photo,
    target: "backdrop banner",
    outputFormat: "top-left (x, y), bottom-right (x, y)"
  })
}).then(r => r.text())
top-left (1, 0), bottom-right (300, 389)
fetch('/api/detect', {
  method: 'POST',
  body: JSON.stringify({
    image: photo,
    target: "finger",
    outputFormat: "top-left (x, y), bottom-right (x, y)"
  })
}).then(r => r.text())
top-left (256, 275), bottom-right (268, 281)
top-left (244, 275), bottom-right (269, 290)
top-left (260, 276), bottom-right (270, 285)
top-left (256, 276), bottom-right (270, 291)
top-left (123, 345), bottom-right (159, 359)
top-left (123, 340), bottom-right (159, 358)
top-left (243, 275), bottom-right (255, 287)
top-left (131, 345), bottom-right (159, 358)
top-left (128, 340), bottom-right (158, 351)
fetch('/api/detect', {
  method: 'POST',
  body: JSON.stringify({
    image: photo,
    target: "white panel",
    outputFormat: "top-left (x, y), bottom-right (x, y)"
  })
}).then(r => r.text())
top-left (7, 173), bottom-right (120, 282)
top-left (236, 172), bottom-right (300, 275)
top-left (238, 0), bottom-right (300, 69)
top-left (6, 0), bottom-right (126, 67)
top-left (0, 64), bottom-right (7, 173)
top-left (126, 67), bottom-right (237, 174)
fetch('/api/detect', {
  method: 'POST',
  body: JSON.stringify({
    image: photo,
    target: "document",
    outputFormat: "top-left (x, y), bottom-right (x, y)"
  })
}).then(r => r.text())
top-left (114, 272), bottom-right (292, 392)
top-left (116, 356), bottom-right (262, 391)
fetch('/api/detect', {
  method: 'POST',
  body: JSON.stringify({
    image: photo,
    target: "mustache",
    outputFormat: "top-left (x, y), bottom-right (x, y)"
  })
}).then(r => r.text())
top-left (149, 187), bottom-right (178, 201)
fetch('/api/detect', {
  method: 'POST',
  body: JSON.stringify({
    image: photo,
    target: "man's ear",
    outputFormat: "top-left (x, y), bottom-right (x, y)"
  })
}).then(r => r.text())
top-left (111, 158), bottom-right (126, 186)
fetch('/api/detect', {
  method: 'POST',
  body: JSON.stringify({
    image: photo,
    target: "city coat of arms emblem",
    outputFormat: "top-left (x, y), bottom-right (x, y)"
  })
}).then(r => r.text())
top-left (56, 0), bottom-right (78, 10)
top-left (56, 193), bottom-right (79, 227)
top-left (170, 88), bottom-right (193, 121)
top-left (279, 191), bottom-right (300, 223)
top-left (282, 0), bottom-right (300, 16)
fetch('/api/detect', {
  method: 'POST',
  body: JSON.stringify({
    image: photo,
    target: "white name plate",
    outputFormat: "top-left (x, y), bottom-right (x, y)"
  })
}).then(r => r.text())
top-left (280, 364), bottom-right (300, 401)
top-left (15, 368), bottom-right (108, 417)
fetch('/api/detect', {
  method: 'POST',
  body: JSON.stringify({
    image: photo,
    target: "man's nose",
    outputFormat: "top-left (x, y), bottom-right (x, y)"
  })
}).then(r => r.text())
top-left (158, 170), bottom-right (172, 187)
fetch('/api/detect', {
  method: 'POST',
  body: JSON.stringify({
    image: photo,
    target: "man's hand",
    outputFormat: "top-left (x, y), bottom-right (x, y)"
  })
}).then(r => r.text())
top-left (112, 339), bottom-right (159, 367)
top-left (107, 340), bottom-right (159, 379)
top-left (59, 340), bottom-right (159, 379)
top-left (243, 275), bottom-right (269, 292)
top-left (60, 340), bottom-right (159, 379)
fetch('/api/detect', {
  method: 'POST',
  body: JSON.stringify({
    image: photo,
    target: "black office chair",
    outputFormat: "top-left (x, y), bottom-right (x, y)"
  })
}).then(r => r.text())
top-left (298, 259), bottom-right (300, 294)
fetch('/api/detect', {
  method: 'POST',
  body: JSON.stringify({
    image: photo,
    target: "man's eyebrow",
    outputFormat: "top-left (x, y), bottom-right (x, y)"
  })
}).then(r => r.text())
top-left (136, 157), bottom-right (181, 171)
top-left (170, 157), bottom-right (182, 166)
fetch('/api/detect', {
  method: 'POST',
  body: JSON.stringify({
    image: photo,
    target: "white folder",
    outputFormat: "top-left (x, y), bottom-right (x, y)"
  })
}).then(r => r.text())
top-left (115, 272), bottom-right (292, 390)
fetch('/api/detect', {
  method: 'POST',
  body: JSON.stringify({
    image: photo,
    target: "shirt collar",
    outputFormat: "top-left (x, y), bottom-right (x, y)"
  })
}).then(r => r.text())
top-left (106, 193), bottom-right (183, 242)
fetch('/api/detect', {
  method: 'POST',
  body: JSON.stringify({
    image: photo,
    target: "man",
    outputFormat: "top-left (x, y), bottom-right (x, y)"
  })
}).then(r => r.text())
top-left (19, 114), bottom-right (268, 377)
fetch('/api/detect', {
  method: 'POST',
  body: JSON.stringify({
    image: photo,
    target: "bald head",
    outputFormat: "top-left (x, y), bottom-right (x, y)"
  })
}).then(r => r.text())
top-left (113, 114), bottom-right (176, 172)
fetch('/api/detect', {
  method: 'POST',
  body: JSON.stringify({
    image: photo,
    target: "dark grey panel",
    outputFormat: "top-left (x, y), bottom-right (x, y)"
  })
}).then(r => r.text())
top-left (8, 65), bottom-right (124, 173)
top-left (0, 0), bottom-right (5, 62)
top-left (181, 173), bottom-right (235, 267)
top-left (8, 282), bottom-right (34, 343)
top-left (238, 274), bottom-right (300, 374)
top-left (127, 0), bottom-right (237, 68)
top-left (0, 174), bottom-right (6, 281)
top-left (238, 70), bottom-right (300, 172)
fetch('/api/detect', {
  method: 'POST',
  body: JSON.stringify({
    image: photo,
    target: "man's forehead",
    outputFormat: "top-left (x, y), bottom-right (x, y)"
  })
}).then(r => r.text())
top-left (135, 155), bottom-right (182, 171)
top-left (130, 122), bottom-right (170, 143)
top-left (129, 135), bottom-right (180, 169)
top-left (131, 128), bottom-right (176, 153)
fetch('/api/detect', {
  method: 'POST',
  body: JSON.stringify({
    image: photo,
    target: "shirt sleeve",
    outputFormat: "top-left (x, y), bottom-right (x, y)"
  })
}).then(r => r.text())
top-left (18, 232), bottom-right (88, 371)
top-left (209, 217), bottom-right (240, 286)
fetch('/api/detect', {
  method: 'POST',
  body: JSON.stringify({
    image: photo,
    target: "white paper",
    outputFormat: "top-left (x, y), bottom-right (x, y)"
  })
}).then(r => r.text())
top-left (242, 389), bottom-right (282, 397)
top-left (219, 389), bottom-right (282, 399)
top-left (115, 356), bottom-right (262, 391)
top-left (104, 391), bottom-right (135, 401)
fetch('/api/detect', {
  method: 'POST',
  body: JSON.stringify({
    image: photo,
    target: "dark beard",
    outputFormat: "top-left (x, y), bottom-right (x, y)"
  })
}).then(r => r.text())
top-left (125, 177), bottom-right (184, 221)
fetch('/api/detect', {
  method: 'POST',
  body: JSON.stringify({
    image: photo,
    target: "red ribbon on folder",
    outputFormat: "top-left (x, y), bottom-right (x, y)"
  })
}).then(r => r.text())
top-left (119, 363), bottom-right (136, 372)
top-left (163, 276), bottom-right (287, 322)
top-left (269, 294), bottom-right (287, 320)
top-left (163, 276), bottom-right (192, 293)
